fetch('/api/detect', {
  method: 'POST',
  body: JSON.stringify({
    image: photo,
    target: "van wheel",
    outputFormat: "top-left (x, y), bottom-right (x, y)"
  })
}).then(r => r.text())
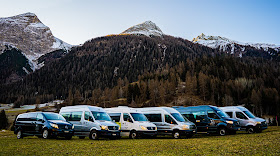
top-left (173, 131), bottom-right (181, 139)
top-left (247, 127), bottom-right (255, 134)
top-left (79, 136), bottom-right (85, 139)
top-left (218, 127), bottom-right (226, 136)
top-left (42, 129), bottom-right (50, 139)
top-left (17, 130), bottom-right (23, 139)
top-left (89, 130), bottom-right (99, 140)
top-left (129, 131), bottom-right (138, 139)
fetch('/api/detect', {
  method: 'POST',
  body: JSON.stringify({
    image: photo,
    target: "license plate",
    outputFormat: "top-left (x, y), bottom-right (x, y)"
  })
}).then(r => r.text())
top-left (112, 133), bottom-right (116, 136)
top-left (64, 131), bottom-right (69, 133)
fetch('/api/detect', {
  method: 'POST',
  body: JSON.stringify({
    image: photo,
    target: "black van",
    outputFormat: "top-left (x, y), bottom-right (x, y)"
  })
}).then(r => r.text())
top-left (14, 112), bottom-right (74, 139)
top-left (173, 105), bottom-right (241, 136)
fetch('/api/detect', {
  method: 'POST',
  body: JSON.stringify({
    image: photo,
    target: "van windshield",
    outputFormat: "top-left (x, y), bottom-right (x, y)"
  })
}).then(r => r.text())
top-left (243, 111), bottom-right (256, 118)
top-left (216, 110), bottom-right (229, 118)
top-left (171, 113), bottom-right (186, 122)
top-left (92, 111), bottom-right (111, 121)
top-left (131, 113), bottom-right (148, 121)
top-left (44, 113), bottom-right (65, 121)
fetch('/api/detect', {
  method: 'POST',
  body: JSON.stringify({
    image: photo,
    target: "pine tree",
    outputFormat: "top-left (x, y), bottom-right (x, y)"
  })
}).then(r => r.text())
top-left (0, 110), bottom-right (8, 129)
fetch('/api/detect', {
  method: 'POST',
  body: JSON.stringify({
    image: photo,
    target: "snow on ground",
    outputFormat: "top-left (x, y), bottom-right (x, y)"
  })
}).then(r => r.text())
top-left (52, 37), bottom-right (73, 51)
top-left (0, 100), bottom-right (64, 111)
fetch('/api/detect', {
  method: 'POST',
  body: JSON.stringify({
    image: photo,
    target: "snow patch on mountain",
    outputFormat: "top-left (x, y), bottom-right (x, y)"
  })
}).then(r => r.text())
top-left (122, 21), bottom-right (164, 37)
top-left (193, 33), bottom-right (280, 52)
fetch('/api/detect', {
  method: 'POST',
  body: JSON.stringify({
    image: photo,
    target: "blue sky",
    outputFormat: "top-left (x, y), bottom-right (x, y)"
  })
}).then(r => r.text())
top-left (1, 0), bottom-right (279, 45)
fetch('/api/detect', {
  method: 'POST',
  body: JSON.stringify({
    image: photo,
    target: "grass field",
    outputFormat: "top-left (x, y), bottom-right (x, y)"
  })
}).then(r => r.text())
top-left (0, 127), bottom-right (280, 155)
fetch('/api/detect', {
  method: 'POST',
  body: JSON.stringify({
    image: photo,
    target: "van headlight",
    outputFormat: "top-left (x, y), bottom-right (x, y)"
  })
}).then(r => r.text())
top-left (100, 125), bottom-right (108, 130)
top-left (72, 125), bottom-right (75, 129)
top-left (140, 126), bottom-right (147, 130)
top-left (226, 121), bottom-right (233, 124)
top-left (256, 122), bottom-right (261, 124)
top-left (50, 123), bottom-right (59, 129)
top-left (182, 125), bottom-right (189, 130)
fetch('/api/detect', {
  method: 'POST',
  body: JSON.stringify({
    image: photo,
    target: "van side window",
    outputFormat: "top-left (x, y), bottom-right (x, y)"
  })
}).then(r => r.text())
top-left (193, 111), bottom-right (207, 120)
top-left (60, 112), bottom-right (71, 121)
top-left (29, 113), bottom-right (37, 121)
top-left (123, 113), bottom-right (132, 122)
top-left (84, 111), bottom-right (90, 120)
top-left (226, 112), bottom-right (233, 118)
top-left (36, 113), bottom-right (44, 121)
top-left (182, 113), bottom-right (195, 122)
top-left (17, 114), bottom-right (28, 121)
top-left (236, 112), bottom-right (247, 119)
top-left (70, 111), bottom-right (83, 121)
top-left (109, 113), bottom-right (121, 122)
top-left (208, 111), bottom-right (220, 119)
top-left (145, 114), bottom-right (162, 122)
top-left (165, 115), bottom-right (176, 124)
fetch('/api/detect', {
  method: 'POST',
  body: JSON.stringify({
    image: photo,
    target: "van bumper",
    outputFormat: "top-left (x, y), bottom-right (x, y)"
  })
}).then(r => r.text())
top-left (227, 125), bottom-right (241, 131)
top-left (137, 130), bottom-right (157, 136)
top-left (51, 129), bottom-right (74, 137)
top-left (97, 130), bottom-right (120, 137)
top-left (180, 129), bottom-right (197, 136)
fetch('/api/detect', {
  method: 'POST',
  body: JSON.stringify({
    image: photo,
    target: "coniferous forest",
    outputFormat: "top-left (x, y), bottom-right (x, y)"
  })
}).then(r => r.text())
top-left (0, 35), bottom-right (279, 118)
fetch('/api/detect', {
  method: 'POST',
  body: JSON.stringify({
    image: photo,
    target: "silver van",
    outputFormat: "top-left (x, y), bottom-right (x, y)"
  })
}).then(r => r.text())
top-left (220, 106), bottom-right (267, 133)
top-left (59, 105), bottom-right (120, 139)
top-left (137, 107), bottom-right (196, 139)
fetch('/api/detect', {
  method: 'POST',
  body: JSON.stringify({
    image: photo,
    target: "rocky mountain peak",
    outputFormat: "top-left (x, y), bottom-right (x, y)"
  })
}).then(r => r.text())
top-left (121, 21), bottom-right (164, 37)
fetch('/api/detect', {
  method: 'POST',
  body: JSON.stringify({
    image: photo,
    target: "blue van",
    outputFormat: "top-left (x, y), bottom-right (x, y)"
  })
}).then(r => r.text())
top-left (14, 112), bottom-right (74, 139)
top-left (173, 105), bottom-right (241, 136)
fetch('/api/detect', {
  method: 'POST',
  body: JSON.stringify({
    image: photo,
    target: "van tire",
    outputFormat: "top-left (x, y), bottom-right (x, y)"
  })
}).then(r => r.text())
top-left (89, 130), bottom-right (99, 140)
top-left (79, 136), bottom-right (85, 139)
top-left (16, 130), bottom-right (23, 139)
top-left (129, 131), bottom-right (138, 139)
top-left (173, 130), bottom-right (181, 139)
top-left (247, 127), bottom-right (255, 134)
top-left (42, 129), bottom-right (50, 139)
top-left (218, 127), bottom-right (226, 136)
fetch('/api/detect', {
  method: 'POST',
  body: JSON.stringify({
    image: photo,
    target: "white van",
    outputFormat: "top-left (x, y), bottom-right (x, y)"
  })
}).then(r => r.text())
top-left (59, 105), bottom-right (120, 139)
top-left (137, 107), bottom-right (197, 139)
top-left (220, 106), bottom-right (267, 133)
top-left (105, 106), bottom-right (157, 139)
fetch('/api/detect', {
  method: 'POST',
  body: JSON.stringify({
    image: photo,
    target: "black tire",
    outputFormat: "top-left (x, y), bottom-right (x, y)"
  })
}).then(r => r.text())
top-left (247, 127), bottom-right (255, 134)
top-left (89, 130), bottom-right (99, 140)
top-left (42, 129), bottom-right (50, 139)
top-left (16, 130), bottom-right (23, 139)
top-left (129, 131), bottom-right (138, 139)
top-left (79, 136), bottom-right (86, 139)
top-left (65, 136), bottom-right (72, 140)
top-left (173, 130), bottom-right (181, 139)
top-left (218, 127), bottom-right (227, 136)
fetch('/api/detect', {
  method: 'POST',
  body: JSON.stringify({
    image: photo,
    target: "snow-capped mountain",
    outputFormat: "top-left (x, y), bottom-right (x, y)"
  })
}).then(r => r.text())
top-left (121, 21), bottom-right (164, 37)
top-left (0, 12), bottom-right (72, 70)
top-left (192, 33), bottom-right (280, 57)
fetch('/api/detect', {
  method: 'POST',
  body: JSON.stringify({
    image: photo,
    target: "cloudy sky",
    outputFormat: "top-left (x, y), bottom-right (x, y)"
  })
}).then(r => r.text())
top-left (1, 0), bottom-right (279, 45)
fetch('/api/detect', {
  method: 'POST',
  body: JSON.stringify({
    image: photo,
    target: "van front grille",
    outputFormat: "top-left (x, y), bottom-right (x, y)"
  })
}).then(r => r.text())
top-left (58, 124), bottom-right (71, 130)
top-left (190, 125), bottom-right (196, 130)
top-left (147, 127), bottom-right (156, 130)
top-left (108, 126), bottom-right (118, 130)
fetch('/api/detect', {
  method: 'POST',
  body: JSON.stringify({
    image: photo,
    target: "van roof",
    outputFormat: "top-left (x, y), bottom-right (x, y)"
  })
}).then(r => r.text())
top-left (173, 105), bottom-right (219, 112)
top-left (137, 107), bottom-right (179, 114)
top-left (105, 106), bottom-right (141, 113)
top-left (220, 106), bottom-right (248, 112)
top-left (60, 105), bottom-right (105, 112)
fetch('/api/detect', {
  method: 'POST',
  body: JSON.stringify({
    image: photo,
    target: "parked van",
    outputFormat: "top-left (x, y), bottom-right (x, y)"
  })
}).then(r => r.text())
top-left (137, 107), bottom-right (196, 139)
top-left (105, 106), bottom-right (157, 139)
top-left (59, 105), bottom-right (120, 140)
top-left (220, 106), bottom-right (267, 133)
top-left (173, 105), bottom-right (241, 136)
top-left (14, 112), bottom-right (74, 139)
